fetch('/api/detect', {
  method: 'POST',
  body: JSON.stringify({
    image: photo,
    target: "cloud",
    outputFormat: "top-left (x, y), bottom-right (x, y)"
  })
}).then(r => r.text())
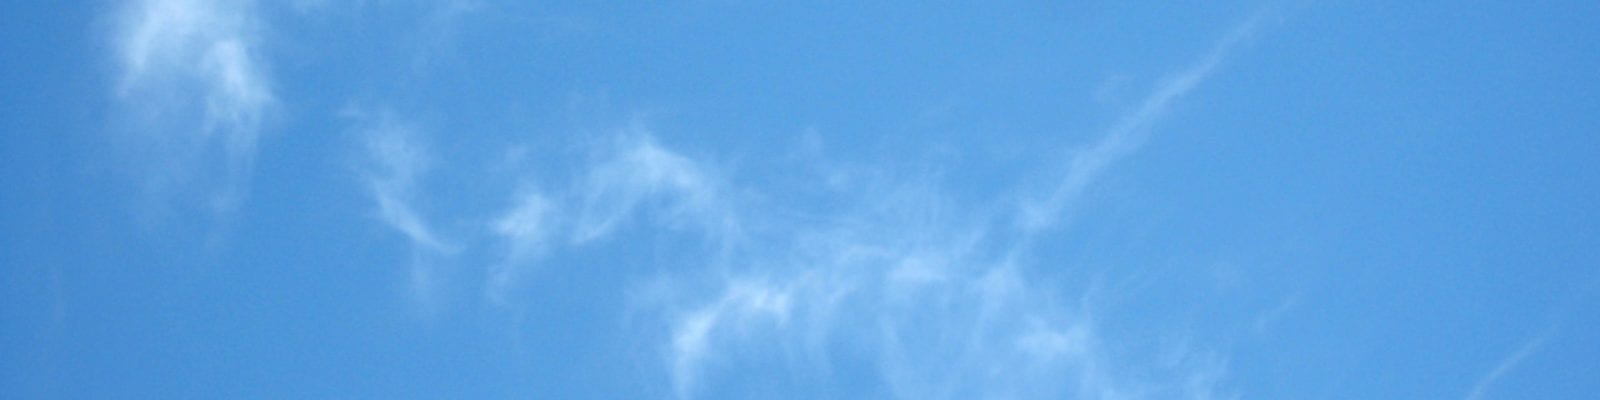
top-left (407, 105), bottom-right (1248, 397)
top-left (487, 190), bottom-right (557, 304)
top-left (669, 279), bottom-right (794, 399)
top-left (572, 134), bottom-right (734, 245)
top-left (590, 140), bottom-right (1231, 399)
top-left (1252, 292), bottom-right (1301, 335)
top-left (480, 130), bottom-right (742, 305)
top-left (364, 123), bottom-right (443, 250)
top-left (1464, 333), bottom-right (1548, 400)
top-left (111, 0), bottom-right (274, 214)
top-left (342, 10), bottom-right (1269, 397)
top-left (356, 113), bottom-right (454, 312)
top-left (1016, 12), bottom-right (1265, 233)
top-left (628, 14), bottom-right (1271, 399)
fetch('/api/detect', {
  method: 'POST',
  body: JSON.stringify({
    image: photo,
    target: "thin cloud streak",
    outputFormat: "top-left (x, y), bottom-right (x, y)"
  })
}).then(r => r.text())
top-left (418, 118), bottom-right (1244, 397)
top-left (1018, 12), bottom-right (1266, 233)
top-left (578, 143), bottom-right (1228, 398)
top-left (349, 10), bottom-right (1271, 398)
top-left (645, 14), bottom-right (1271, 399)
top-left (357, 114), bottom-right (454, 313)
top-left (365, 124), bottom-right (444, 251)
top-left (1464, 333), bottom-right (1548, 400)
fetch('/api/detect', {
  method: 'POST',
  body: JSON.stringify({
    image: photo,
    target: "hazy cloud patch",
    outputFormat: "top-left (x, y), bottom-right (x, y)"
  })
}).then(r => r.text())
top-left (110, 0), bottom-right (275, 217)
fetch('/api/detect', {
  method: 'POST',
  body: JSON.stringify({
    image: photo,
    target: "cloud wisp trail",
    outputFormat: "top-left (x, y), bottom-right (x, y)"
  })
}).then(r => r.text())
top-left (488, 190), bottom-right (557, 305)
top-left (1464, 333), bottom-right (1548, 400)
top-left (351, 9), bottom-right (1270, 399)
top-left (356, 113), bottom-right (456, 314)
top-left (643, 14), bottom-right (1269, 399)
top-left (110, 0), bottom-right (274, 215)
top-left (1017, 11), bottom-right (1266, 234)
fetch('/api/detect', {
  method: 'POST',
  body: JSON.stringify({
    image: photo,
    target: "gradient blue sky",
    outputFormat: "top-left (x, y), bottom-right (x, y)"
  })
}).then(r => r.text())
top-left (4, 1), bottom-right (1600, 399)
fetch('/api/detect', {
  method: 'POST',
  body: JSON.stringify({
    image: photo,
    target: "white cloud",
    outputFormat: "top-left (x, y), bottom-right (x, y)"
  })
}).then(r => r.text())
top-left (669, 279), bottom-right (794, 398)
top-left (112, 0), bottom-right (274, 213)
top-left (487, 190), bottom-right (557, 304)
top-left (625, 14), bottom-right (1271, 398)
top-left (572, 133), bottom-right (739, 246)
top-left (481, 129), bottom-right (749, 308)
top-left (1017, 13), bottom-right (1265, 233)
top-left (621, 151), bottom-right (1231, 399)
top-left (1464, 333), bottom-right (1548, 400)
top-left (365, 124), bottom-right (444, 250)
top-left (357, 113), bottom-right (454, 313)
top-left (399, 116), bottom-right (1245, 397)
top-left (335, 11), bottom-right (1270, 397)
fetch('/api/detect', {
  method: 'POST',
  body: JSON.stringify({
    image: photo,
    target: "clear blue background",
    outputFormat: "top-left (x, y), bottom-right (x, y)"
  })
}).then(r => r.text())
top-left (4, 1), bottom-right (1598, 398)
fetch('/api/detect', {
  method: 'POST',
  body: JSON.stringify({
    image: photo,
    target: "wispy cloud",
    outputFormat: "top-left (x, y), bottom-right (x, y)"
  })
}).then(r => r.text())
top-left (488, 190), bottom-right (556, 304)
top-left (632, 13), bottom-right (1270, 399)
top-left (412, 111), bottom-right (1247, 397)
top-left (485, 129), bottom-right (741, 305)
top-left (565, 137), bottom-right (1233, 398)
top-left (111, 0), bottom-right (274, 214)
top-left (1464, 332), bottom-right (1549, 400)
top-left (363, 123), bottom-right (444, 250)
top-left (572, 133), bottom-right (734, 244)
top-left (346, 9), bottom-right (1269, 398)
top-left (668, 279), bottom-right (794, 399)
top-left (356, 112), bottom-right (454, 312)
top-left (1017, 12), bottom-right (1266, 233)
top-left (1252, 292), bottom-right (1302, 335)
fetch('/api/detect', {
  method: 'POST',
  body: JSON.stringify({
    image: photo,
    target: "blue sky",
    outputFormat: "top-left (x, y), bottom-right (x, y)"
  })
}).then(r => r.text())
top-left (4, 1), bottom-right (1600, 398)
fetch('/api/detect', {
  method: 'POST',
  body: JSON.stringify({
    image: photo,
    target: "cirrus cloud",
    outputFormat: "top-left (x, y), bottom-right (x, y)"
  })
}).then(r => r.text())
top-left (110, 0), bottom-right (275, 216)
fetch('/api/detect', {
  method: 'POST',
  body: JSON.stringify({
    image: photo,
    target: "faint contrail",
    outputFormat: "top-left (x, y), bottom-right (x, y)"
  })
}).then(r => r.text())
top-left (1464, 332), bottom-right (1548, 400)
top-left (1018, 10), bottom-right (1269, 233)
